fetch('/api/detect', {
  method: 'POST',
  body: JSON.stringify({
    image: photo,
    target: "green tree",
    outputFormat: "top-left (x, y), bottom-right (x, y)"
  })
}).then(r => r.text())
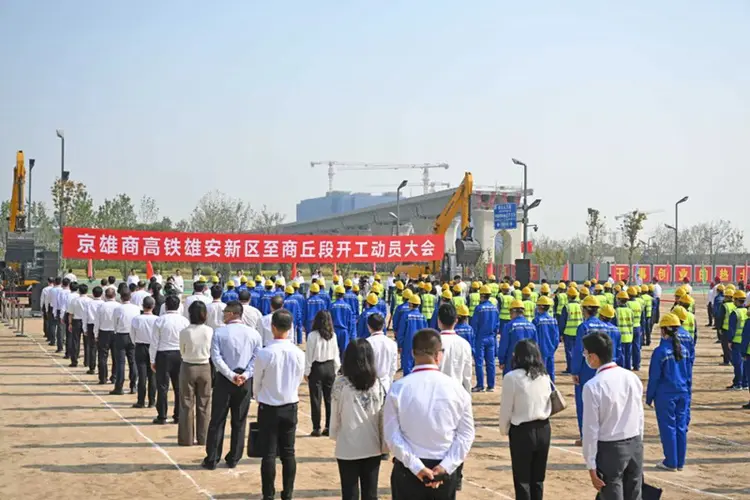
top-left (29, 202), bottom-right (58, 251)
top-left (532, 236), bottom-right (567, 281)
top-left (619, 210), bottom-right (648, 268)
top-left (251, 205), bottom-right (286, 234)
top-left (51, 178), bottom-right (95, 228)
top-left (189, 191), bottom-right (253, 233)
top-left (96, 194), bottom-right (137, 229)
top-left (585, 208), bottom-right (606, 268)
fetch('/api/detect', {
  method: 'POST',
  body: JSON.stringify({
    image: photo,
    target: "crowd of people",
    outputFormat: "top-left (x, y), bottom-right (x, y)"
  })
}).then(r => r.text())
top-left (33, 268), bottom-right (750, 500)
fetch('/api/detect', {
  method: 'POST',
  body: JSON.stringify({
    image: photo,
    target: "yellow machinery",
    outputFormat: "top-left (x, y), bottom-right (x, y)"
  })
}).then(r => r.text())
top-left (2, 150), bottom-right (39, 289)
top-left (9, 150), bottom-right (27, 233)
top-left (395, 172), bottom-right (482, 280)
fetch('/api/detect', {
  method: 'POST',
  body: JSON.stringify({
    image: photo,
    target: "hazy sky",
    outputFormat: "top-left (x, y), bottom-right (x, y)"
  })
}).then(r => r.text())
top-left (2, 1), bottom-right (748, 240)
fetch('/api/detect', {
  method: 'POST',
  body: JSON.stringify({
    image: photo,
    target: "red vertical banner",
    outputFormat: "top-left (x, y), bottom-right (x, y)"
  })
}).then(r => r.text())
top-left (372, 263), bottom-right (377, 275)
top-left (737, 265), bottom-right (748, 284)
top-left (486, 263), bottom-right (493, 277)
top-left (674, 265), bottom-right (693, 283)
top-left (530, 265), bottom-right (540, 282)
top-left (611, 264), bottom-right (630, 283)
top-left (562, 261), bottom-right (569, 281)
top-left (291, 262), bottom-right (297, 278)
top-left (715, 265), bottom-right (733, 283)
top-left (146, 261), bottom-right (154, 280)
top-left (87, 259), bottom-right (93, 279)
top-left (694, 265), bottom-right (712, 284)
top-left (594, 262), bottom-right (600, 281)
top-left (631, 265), bottom-right (651, 282)
top-left (333, 263), bottom-right (338, 276)
top-left (653, 265), bottom-right (672, 283)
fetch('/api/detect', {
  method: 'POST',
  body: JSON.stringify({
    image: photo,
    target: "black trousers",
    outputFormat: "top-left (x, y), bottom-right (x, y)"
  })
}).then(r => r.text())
top-left (81, 321), bottom-right (89, 367)
top-left (155, 350), bottom-right (181, 421)
top-left (391, 458), bottom-right (457, 500)
top-left (720, 330), bottom-right (731, 364)
top-left (63, 313), bottom-right (70, 356)
top-left (508, 419), bottom-right (551, 500)
top-left (55, 313), bottom-right (65, 351)
top-left (707, 303), bottom-right (714, 326)
top-left (135, 343), bottom-right (156, 405)
top-left (258, 402), bottom-right (298, 500)
top-left (97, 331), bottom-right (114, 383)
top-left (337, 455), bottom-right (381, 500)
top-left (308, 360), bottom-right (335, 431)
top-left (204, 371), bottom-right (252, 465)
top-left (69, 319), bottom-right (83, 366)
top-left (43, 307), bottom-right (51, 342)
top-left (114, 333), bottom-right (136, 391)
top-left (86, 324), bottom-right (97, 372)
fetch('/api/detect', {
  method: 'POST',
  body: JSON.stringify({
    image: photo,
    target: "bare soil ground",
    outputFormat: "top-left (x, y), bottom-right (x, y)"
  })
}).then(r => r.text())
top-left (1, 298), bottom-right (749, 500)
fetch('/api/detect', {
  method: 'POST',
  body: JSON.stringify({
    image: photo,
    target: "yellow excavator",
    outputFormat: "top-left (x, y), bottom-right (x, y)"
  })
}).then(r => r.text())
top-left (2, 150), bottom-right (39, 289)
top-left (395, 172), bottom-right (482, 280)
top-left (9, 150), bottom-right (27, 233)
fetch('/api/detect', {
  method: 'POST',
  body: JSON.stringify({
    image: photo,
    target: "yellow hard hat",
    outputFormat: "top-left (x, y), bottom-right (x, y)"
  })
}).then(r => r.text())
top-left (528, 282), bottom-right (536, 289)
top-left (727, 285), bottom-right (736, 293)
top-left (717, 284), bottom-right (726, 292)
top-left (618, 280), bottom-right (626, 287)
top-left (627, 286), bottom-right (638, 297)
top-left (374, 274), bottom-right (381, 281)
top-left (275, 279), bottom-right (284, 286)
top-left (332, 276), bottom-right (340, 284)
top-left (604, 282), bottom-right (612, 289)
top-left (352, 284), bottom-right (360, 292)
top-left (254, 275), bottom-right (262, 282)
top-left (580, 287), bottom-right (590, 297)
top-left (418, 282), bottom-right (426, 290)
top-left (488, 274), bottom-right (496, 281)
top-left (678, 294), bottom-right (692, 306)
top-left (292, 281), bottom-right (300, 289)
top-left (570, 281), bottom-right (579, 289)
top-left (567, 288), bottom-right (579, 298)
top-left (479, 285), bottom-right (491, 295)
top-left (537, 295), bottom-right (553, 307)
top-left (600, 304), bottom-right (616, 319)
top-left (395, 281), bottom-right (405, 291)
top-left (582, 295), bottom-right (600, 308)
top-left (639, 285), bottom-right (647, 293)
top-left (614, 284), bottom-right (622, 293)
top-left (594, 284), bottom-right (604, 292)
top-left (319, 277), bottom-right (326, 286)
top-left (366, 293), bottom-right (379, 306)
top-left (734, 290), bottom-right (747, 301)
top-left (211, 276), bottom-right (219, 283)
top-left (557, 282), bottom-right (566, 290)
top-left (402, 289), bottom-right (414, 300)
top-left (240, 276), bottom-right (248, 283)
top-left (409, 294), bottom-right (421, 306)
top-left (675, 287), bottom-right (686, 298)
top-left (457, 304), bottom-right (470, 316)
top-left (285, 285), bottom-right (294, 294)
top-left (540, 284), bottom-right (551, 293)
top-left (310, 283), bottom-right (320, 293)
top-left (198, 276), bottom-right (206, 283)
top-left (513, 281), bottom-right (521, 288)
top-left (592, 278), bottom-right (598, 285)
top-left (265, 280), bottom-right (274, 287)
top-left (521, 287), bottom-right (531, 296)
top-left (344, 279), bottom-right (353, 287)
top-left (441, 290), bottom-right (453, 300)
top-left (659, 313), bottom-right (681, 328)
top-left (648, 284), bottom-right (654, 292)
top-left (501, 283), bottom-right (511, 291)
top-left (372, 282), bottom-right (381, 293)
top-left (724, 289), bottom-right (735, 300)
top-left (510, 299), bottom-right (525, 310)
top-left (616, 291), bottom-right (630, 300)
top-left (227, 280), bottom-right (235, 287)
top-left (449, 280), bottom-right (455, 286)
top-left (249, 280), bottom-right (258, 288)
top-left (334, 285), bottom-right (345, 295)
top-left (672, 305), bottom-right (688, 322)
top-left (453, 285), bottom-right (461, 293)
top-left (584, 280), bottom-right (591, 287)
top-left (425, 283), bottom-right (433, 292)
top-left (471, 281), bottom-right (481, 289)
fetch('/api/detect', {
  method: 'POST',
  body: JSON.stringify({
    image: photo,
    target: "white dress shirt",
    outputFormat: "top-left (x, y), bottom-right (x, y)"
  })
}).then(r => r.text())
top-left (153, 273), bottom-right (163, 285)
top-left (55, 287), bottom-right (71, 316)
top-left (179, 324), bottom-right (214, 364)
top-left (131, 313), bottom-right (158, 345)
top-left (150, 311), bottom-right (191, 363)
top-left (206, 300), bottom-right (226, 330)
top-left (653, 283), bottom-right (662, 298)
top-left (41, 285), bottom-right (53, 311)
top-left (64, 272), bottom-right (77, 282)
top-left (241, 303), bottom-right (262, 330)
top-left (384, 364), bottom-right (475, 475)
top-left (94, 300), bottom-right (120, 337)
top-left (68, 293), bottom-right (84, 320)
top-left (365, 332), bottom-right (398, 392)
top-left (498, 368), bottom-right (552, 435)
top-left (86, 298), bottom-right (103, 325)
top-left (114, 303), bottom-right (141, 334)
top-left (131, 289), bottom-right (150, 309)
top-left (173, 275), bottom-right (184, 293)
top-left (159, 302), bottom-right (184, 316)
top-left (582, 362), bottom-right (645, 470)
top-left (258, 312), bottom-right (295, 347)
top-left (184, 293), bottom-right (212, 320)
top-left (438, 331), bottom-right (474, 393)
top-left (304, 330), bottom-right (341, 376)
top-left (254, 339), bottom-right (305, 406)
top-left (330, 377), bottom-right (387, 460)
top-left (74, 295), bottom-right (91, 321)
top-left (127, 275), bottom-right (139, 286)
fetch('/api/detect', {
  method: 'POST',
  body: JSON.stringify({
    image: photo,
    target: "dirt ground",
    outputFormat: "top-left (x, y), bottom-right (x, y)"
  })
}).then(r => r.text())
top-left (1, 297), bottom-right (749, 500)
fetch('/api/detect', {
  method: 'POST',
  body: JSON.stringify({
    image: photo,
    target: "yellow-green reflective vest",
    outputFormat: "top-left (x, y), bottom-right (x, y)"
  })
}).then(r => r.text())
top-left (723, 302), bottom-right (737, 331)
top-left (732, 307), bottom-right (747, 343)
top-left (523, 300), bottom-right (535, 321)
top-left (684, 311), bottom-right (696, 339)
top-left (641, 294), bottom-right (653, 319)
top-left (468, 292), bottom-right (481, 316)
top-left (489, 296), bottom-right (498, 307)
top-left (530, 292), bottom-right (539, 303)
top-left (564, 302), bottom-right (583, 337)
top-left (617, 306), bottom-right (634, 343)
top-left (604, 292), bottom-right (614, 306)
top-left (499, 294), bottom-right (513, 321)
top-left (489, 283), bottom-right (500, 297)
top-left (513, 289), bottom-right (522, 300)
top-left (356, 294), bottom-right (363, 314)
top-left (555, 293), bottom-right (568, 316)
top-left (627, 300), bottom-right (643, 328)
top-left (452, 296), bottom-right (466, 309)
top-left (422, 293), bottom-right (436, 320)
top-left (394, 293), bottom-right (404, 307)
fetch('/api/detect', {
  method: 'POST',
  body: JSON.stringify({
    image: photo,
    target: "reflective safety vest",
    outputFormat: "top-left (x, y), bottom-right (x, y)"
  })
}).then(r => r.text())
top-left (523, 300), bottom-right (535, 322)
top-left (452, 296), bottom-right (466, 309)
top-left (489, 283), bottom-right (500, 297)
top-left (555, 293), bottom-right (568, 316)
top-left (616, 306), bottom-right (634, 343)
top-left (468, 292), bottom-right (481, 316)
top-left (512, 289), bottom-right (522, 300)
top-left (356, 294), bottom-right (363, 314)
top-left (603, 292), bottom-right (614, 306)
top-left (723, 302), bottom-right (737, 331)
top-left (732, 307), bottom-right (747, 343)
top-left (564, 302), bottom-right (583, 337)
top-left (627, 300), bottom-right (643, 328)
top-left (595, 295), bottom-right (606, 307)
top-left (489, 296), bottom-right (498, 307)
top-left (421, 293), bottom-right (436, 320)
top-left (394, 293), bottom-right (404, 307)
top-left (499, 294), bottom-right (513, 321)
top-left (684, 311), bottom-right (696, 339)
top-left (530, 292), bottom-right (539, 303)
top-left (641, 294), bottom-right (653, 319)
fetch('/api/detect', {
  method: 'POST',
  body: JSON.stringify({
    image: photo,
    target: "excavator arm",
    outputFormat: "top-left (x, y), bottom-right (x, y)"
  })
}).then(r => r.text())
top-left (432, 172), bottom-right (473, 239)
top-left (9, 150), bottom-right (27, 233)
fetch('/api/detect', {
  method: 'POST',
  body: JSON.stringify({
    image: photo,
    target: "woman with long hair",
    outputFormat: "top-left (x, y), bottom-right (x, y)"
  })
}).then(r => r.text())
top-left (330, 339), bottom-right (386, 500)
top-left (177, 301), bottom-right (213, 446)
top-left (498, 339), bottom-right (552, 500)
top-left (646, 313), bottom-right (691, 472)
top-left (305, 310), bottom-right (340, 436)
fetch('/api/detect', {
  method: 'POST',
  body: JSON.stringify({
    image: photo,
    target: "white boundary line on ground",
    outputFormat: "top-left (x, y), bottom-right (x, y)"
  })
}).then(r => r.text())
top-left (21, 334), bottom-right (217, 500)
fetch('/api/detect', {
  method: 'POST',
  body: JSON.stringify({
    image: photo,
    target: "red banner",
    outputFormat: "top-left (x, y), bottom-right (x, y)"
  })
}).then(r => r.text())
top-left (610, 264), bottom-right (630, 282)
top-left (631, 265), bottom-right (651, 282)
top-left (62, 227), bottom-right (444, 264)
top-left (693, 265), bottom-right (712, 284)
top-left (674, 265), bottom-right (692, 283)
top-left (501, 264), bottom-right (515, 279)
top-left (653, 265), bottom-right (672, 283)
top-left (715, 265), bottom-right (733, 283)
top-left (530, 264), bottom-right (540, 282)
top-left (736, 265), bottom-right (748, 284)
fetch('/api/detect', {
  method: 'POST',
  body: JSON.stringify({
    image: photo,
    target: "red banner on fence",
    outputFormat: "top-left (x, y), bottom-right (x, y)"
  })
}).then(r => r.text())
top-left (736, 265), bottom-right (748, 284)
top-left (694, 265), bottom-right (712, 284)
top-left (610, 264), bottom-right (630, 282)
top-left (62, 227), bottom-right (444, 264)
top-left (653, 265), bottom-right (671, 283)
top-left (631, 265), bottom-right (651, 283)
top-left (715, 265), bottom-right (733, 283)
top-left (674, 265), bottom-right (693, 283)
top-left (530, 264), bottom-right (540, 282)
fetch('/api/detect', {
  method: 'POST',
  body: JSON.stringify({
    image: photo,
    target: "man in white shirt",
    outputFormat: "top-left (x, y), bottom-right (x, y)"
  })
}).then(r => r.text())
top-left (293, 271), bottom-right (305, 285)
top-left (581, 332), bottom-right (644, 499)
top-left (172, 269), bottom-right (184, 294)
top-left (202, 301), bottom-right (263, 470)
top-left (184, 282), bottom-right (212, 320)
top-left (112, 290), bottom-right (141, 395)
top-left (193, 269), bottom-right (203, 284)
top-left (104, 276), bottom-right (118, 294)
top-left (436, 303), bottom-right (473, 393)
top-left (384, 329), bottom-right (474, 498)
top-left (131, 281), bottom-right (150, 310)
top-left (94, 288), bottom-right (120, 384)
top-left (153, 269), bottom-right (163, 285)
top-left (259, 295), bottom-right (293, 346)
top-left (131, 296), bottom-right (159, 408)
top-left (254, 309), bottom-right (305, 500)
top-left (85, 286), bottom-right (104, 375)
top-left (40, 277), bottom-right (54, 344)
top-left (69, 284), bottom-right (91, 368)
top-left (206, 286), bottom-right (226, 330)
top-left (707, 280), bottom-right (717, 327)
top-left (238, 289), bottom-right (262, 329)
top-left (64, 268), bottom-right (77, 283)
top-left (55, 278), bottom-right (72, 356)
top-left (127, 269), bottom-right (139, 287)
top-left (364, 313), bottom-right (398, 392)
top-left (607, 274), bottom-right (615, 286)
top-left (150, 295), bottom-right (190, 424)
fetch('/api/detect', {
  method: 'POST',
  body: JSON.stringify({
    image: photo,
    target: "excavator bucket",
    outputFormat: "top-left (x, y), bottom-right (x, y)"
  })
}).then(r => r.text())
top-left (455, 238), bottom-right (482, 265)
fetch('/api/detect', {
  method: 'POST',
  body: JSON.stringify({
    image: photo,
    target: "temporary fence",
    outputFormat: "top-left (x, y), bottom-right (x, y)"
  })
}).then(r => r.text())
top-left (1, 291), bottom-right (29, 337)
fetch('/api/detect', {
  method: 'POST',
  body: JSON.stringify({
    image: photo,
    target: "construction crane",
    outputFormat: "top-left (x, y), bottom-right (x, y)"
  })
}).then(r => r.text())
top-left (366, 181), bottom-right (451, 193)
top-left (310, 160), bottom-right (449, 195)
top-left (9, 150), bottom-right (27, 233)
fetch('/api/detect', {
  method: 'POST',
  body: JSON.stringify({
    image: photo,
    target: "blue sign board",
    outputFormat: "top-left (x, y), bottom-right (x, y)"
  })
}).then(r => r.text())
top-left (494, 203), bottom-right (518, 230)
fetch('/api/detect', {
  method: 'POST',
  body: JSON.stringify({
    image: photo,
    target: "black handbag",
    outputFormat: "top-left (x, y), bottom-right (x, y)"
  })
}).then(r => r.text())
top-left (247, 420), bottom-right (280, 458)
top-left (643, 481), bottom-right (663, 500)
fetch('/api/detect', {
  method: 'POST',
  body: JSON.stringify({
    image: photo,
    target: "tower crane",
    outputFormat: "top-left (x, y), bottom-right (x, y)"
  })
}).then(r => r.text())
top-left (366, 181), bottom-right (452, 193)
top-left (310, 160), bottom-right (449, 195)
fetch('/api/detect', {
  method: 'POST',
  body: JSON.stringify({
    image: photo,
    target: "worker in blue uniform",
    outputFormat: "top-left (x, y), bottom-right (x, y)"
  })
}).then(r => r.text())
top-left (330, 285), bottom-right (356, 363)
top-left (559, 287), bottom-right (583, 374)
top-left (342, 279), bottom-right (360, 316)
top-left (430, 290), bottom-right (454, 330)
top-left (647, 313), bottom-right (691, 472)
top-left (393, 289), bottom-right (414, 335)
top-left (283, 286), bottom-right (304, 344)
top-left (274, 280), bottom-right (285, 297)
top-left (741, 307), bottom-right (750, 409)
top-left (253, 275), bottom-right (264, 296)
top-left (532, 295), bottom-right (559, 381)
top-left (236, 276), bottom-right (248, 293)
top-left (317, 278), bottom-right (332, 310)
top-left (470, 286), bottom-right (500, 392)
top-left (671, 305), bottom-right (695, 426)
top-left (726, 290), bottom-right (748, 390)
top-left (221, 280), bottom-right (239, 304)
top-left (455, 304), bottom-right (475, 359)
top-left (260, 280), bottom-right (276, 315)
top-left (397, 295), bottom-right (428, 375)
top-left (497, 299), bottom-right (538, 380)
top-left (305, 283), bottom-right (327, 338)
top-left (248, 281), bottom-right (261, 310)
top-left (598, 304), bottom-right (624, 366)
top-left (357, 293), bottom-right (381, 339)
top-left (571, 295), bottom-right (609, 443)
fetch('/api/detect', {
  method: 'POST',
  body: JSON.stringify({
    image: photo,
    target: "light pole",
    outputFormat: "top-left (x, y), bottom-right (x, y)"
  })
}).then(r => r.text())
top-left (27, 158), bottom-right (35, 228)
top-left (56, 129), bottom-right (65, 273)
top-left (396, 179), bottom-right (408, 236)
top-left (512, 158), bottom-right (529, 258)
top-left (674, 196), bottom-right (688, 264)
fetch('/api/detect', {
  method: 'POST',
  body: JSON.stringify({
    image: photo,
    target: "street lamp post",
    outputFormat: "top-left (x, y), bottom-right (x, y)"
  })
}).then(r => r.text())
top-left (396, 179), bottom-right (408, 236)
top-left (27, 158), bottom-right (35, 229)
top-left (56, 129), bottom-right (65, 273)
top-left (512, 158), bottom-right (529, 258)
top-left (674, 196), bottom-right (689, 264)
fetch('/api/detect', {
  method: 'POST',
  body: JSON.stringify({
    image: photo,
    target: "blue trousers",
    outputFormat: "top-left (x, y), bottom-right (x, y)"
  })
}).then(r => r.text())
top-left (655, 392), bottom-right (689, 469)
top-left (296, 324), bottom-right (303, 344)
top-left (731, 344), bottom-right (746, 388)
top-left (335, 328), bottom-right (350, 364)
top-left (545, 355), bottom-right (555, 382)
top-left (622, 342), bottom-right (633, 370)
top-left (632, 327), bottom-right (642, 370)
top-left (475, 337), bottom-right (496, 389)
top-left (575, 384), bottom-right (584, 436)
top-left (563, 335), bottom-right (576, 372)
top-left (744, 356), bottom-right (750, 393)
top-left (401, 350), bottom-right (415, 376)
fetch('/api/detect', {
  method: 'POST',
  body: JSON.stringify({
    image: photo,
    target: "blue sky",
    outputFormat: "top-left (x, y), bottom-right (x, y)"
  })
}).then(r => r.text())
top-left (1, 1), bottom-right (748, 240)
